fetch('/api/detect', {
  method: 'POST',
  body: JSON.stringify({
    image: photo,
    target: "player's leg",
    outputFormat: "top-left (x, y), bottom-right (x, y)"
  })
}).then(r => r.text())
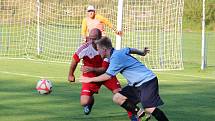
top-left (112, 86), bottom-right (145, 121)
top-left (139, 77), bottom-right (169, 121)
top-left (103, 77), bottom-right (136, 120)
top-left (80, 95), bottom-right (94, 115)
top-left (145, 107), bottom-right (168, 121)
top-left (81, 82), bottom-right (101, 115)
top-left (103, 76), bottom-right (121, 94)
top-left (113, 92), bottom-right (144, 115)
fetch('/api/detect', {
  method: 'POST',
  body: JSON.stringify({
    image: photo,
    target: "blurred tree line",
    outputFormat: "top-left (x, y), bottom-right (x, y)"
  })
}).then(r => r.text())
top-left (183, 0), bottom-right (215, 31)
top-left (1, 0), bottom-right (215, 31)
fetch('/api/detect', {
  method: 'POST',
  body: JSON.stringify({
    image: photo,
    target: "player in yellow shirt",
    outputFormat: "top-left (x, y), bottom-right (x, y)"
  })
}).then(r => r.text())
top-left (81, 5), bottom-right (122, 42)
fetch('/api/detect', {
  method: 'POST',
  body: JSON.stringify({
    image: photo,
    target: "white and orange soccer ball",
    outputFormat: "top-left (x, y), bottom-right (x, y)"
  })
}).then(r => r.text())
top-left (36, 79), bottom-right (53, 94)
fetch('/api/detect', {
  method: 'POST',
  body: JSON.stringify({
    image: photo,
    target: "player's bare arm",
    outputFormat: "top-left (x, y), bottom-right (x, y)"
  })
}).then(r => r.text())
top-left (80, 73), bottom-right (111, 83)
top-left (81, 18), bottom-right (87, 42)
top-left (111, 27), bottom-right (122, 36)
top-left (130, 47), bottom-right (150, 56)
top-left (81, 66), bottom-right (106, 75)
top-left (68, 58), bottom-right (78, 82)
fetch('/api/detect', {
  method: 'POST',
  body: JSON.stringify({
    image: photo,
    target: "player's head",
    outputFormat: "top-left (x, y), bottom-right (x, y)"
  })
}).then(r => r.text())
top-left (89, 28), bottom-right (102, 41)
top-left (95, 36), bottom-right (113, 58)
top-left (95, 36), bottom-right (113, 49)
top-left (87, 5), bottom-right (96, 18)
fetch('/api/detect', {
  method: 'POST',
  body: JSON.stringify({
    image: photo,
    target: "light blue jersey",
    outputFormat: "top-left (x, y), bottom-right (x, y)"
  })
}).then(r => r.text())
top-left (106, 48), bottom-right (156, 87)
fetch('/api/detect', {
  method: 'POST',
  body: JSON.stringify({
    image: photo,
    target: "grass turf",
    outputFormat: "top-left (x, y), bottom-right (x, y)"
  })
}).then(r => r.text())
top-left (0, 32), bottom-right (215, 121)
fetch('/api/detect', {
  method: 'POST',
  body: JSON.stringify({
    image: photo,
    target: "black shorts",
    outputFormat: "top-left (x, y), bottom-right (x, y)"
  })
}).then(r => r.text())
top-left (119, 77), bottom-right (164, 108)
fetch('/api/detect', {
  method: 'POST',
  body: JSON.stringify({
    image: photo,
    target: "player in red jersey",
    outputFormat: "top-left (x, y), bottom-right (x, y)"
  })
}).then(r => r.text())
top-left (68, 28), bottom-right (121, 115)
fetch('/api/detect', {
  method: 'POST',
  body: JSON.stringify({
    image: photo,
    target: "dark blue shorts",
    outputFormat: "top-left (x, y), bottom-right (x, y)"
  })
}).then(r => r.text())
top-left (119, 77), bottom-right (164, 108)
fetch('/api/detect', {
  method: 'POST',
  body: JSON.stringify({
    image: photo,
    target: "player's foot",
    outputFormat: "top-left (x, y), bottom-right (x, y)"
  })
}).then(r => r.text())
top-left (83, 105), bottom-right (92, 115)
top-left (130, 115), bottom-right (139, 121)
top-left (137, 108), bottom-right (145, 118)
top-left (142, 113), bottom-right (151, 121)
top-left (129, 108), bottom-right (145, 121)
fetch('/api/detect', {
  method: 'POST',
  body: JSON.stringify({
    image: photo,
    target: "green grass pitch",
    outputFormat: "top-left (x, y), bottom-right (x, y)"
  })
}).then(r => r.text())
top-left (0, 32), bottom-right (215, 121)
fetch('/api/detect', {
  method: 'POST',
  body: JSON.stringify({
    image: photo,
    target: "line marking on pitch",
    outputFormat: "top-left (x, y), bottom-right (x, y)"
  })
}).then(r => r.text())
top-left (160, 79), bottom-right (215, 84)
top-left (0, 71), bottom-right (65, 79)
top-left (158, 72), bottom-right (215, 80)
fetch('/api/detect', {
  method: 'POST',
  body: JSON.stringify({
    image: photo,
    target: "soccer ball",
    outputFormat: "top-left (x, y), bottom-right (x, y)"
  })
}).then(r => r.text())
top-left (36, 79), bottom-right (53, 94)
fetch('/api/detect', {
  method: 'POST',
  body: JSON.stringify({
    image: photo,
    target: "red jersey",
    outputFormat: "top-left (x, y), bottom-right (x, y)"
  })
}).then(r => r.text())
top-left (72, 41), bottom-right (121, 96)
top-left (73, 40), bottom-right (108, 77)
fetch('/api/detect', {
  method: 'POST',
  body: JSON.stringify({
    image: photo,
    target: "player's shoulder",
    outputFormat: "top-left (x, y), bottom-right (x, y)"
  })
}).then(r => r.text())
top-left (114, 48), bottom-right (129, 53)
top-left (76, 41), bottom-right (92, 54)
top-left (120, 47), bottom-right (130, 54)
top-left (82, 18), bottom-right (87, 22)
top-left (95, 14), bottom-right (104, 19)
top-left (112, 48), bottom-right (129, 58)
top-left (95, 14), bottom-right (102, 17)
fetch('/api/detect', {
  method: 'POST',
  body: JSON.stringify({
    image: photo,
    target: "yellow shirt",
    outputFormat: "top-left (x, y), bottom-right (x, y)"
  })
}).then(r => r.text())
top-left (81, 14), bottom-right (113, 37)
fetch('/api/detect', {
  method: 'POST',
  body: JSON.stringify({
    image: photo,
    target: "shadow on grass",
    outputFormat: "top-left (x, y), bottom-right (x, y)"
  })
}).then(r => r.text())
top-left (1, 74), bottom-right (215, 121)
top-left (0, 78), bottom-right (128, 121)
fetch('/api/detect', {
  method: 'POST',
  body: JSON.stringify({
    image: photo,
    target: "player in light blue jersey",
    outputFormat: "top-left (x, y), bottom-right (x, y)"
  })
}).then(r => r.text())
top-left (80, 36), bottom-right (169, 121)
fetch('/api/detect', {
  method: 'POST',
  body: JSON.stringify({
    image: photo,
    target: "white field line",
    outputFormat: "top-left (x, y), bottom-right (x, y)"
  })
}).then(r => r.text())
top-left (116, 72), bottom-right (215, 84)
top-left (0, 70), bottom-right (214, 84)
top-left (160, 79), bottom-right (215, 84)
top-left (0, 71), bottom-right (65, 79)
top-left (158, 72), bottom-right (215, 80)
top-left (0, 57), bottom-right (69, 64)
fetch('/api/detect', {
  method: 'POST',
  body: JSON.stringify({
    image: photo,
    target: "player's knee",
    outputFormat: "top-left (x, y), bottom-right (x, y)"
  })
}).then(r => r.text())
top-left (80, 95), bottom-right (93, 106)
top-left (112, 93), bottom-right (126, 105)
top-left (112, 88), bottom-right (121, 94)
top-left (80, 100), bottom-right (88, 106)
top-left (112, 93), bottom-right (119, 104)
top-left (145, 107), bottom-right (156, 113)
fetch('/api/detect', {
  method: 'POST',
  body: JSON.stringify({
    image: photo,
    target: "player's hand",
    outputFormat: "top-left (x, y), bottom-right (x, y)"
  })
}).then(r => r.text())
top-left (81, 39), bottom-right (87, 44)
top-left (81, 36), bottom-right (87, 43)
top-left (79, 76), bottom-right (92, 83)
top-left (143, 47), bottom-right (150, 56)
top-left (116, 31), bottom-right (123, 36)
top-left (81, 66), bottom-right (94, 73)
top-left (68, 75), bottom-right (75, 83)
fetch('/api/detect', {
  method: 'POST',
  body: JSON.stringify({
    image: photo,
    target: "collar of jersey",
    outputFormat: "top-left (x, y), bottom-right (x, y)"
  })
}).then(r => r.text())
top-left (110, 48), bottom-right (115, 57)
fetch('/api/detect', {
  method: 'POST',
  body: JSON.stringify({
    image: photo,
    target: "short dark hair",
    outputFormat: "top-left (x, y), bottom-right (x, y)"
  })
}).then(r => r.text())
top-left (95, 36), bottom-right (113, 49)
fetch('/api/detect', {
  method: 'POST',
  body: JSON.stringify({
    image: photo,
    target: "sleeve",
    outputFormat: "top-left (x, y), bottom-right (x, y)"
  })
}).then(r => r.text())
top-left (72, 43), bottom-right (89, 62)
top-left (81, 18), bottom-right (87, 37)
top-left (102, 58), bottom-right (109, 69)
top-left (73, 53), bottom-right (80, 63)
top-left (106, 56), bottom-right (124, 76)
top-left (124, 47), bottom-right (131, 55)
top-left (96, 14), bottom-right (113, 29)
